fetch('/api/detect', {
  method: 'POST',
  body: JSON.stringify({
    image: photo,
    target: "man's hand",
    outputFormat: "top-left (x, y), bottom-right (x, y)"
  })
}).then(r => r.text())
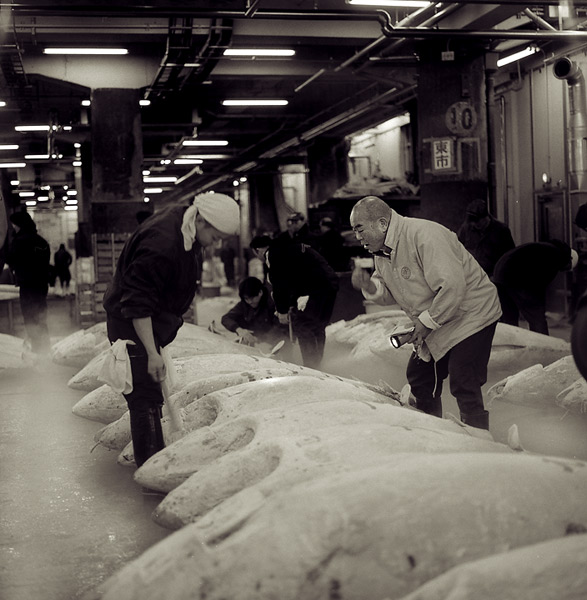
top-left (146, 351), bottom-right (166, 382)
top-left (236, 328), bottom-right (258, 346)
top-left (407, 319), bottom-right (432, 347)
top-left (276, 312), bottom-right (290, 326)
top-left (351, 267), bottom-right (376, 294)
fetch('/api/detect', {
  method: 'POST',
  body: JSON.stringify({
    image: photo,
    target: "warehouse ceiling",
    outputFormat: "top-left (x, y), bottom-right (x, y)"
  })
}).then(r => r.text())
top-left (2, 0), bottom-right (587, 206)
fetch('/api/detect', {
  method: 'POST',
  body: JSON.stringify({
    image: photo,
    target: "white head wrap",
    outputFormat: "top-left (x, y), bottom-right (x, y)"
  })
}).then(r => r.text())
top-left (181, 192), bottom-right (240, 251)
top-left (571, 249), bottom-right (579, 270)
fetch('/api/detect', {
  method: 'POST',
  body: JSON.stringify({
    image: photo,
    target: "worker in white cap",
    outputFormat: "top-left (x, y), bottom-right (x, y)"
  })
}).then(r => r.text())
top-left (103, 193), bottom-right (240, 471)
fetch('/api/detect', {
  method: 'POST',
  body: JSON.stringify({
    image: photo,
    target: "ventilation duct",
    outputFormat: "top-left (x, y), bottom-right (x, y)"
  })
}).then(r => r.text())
top-left (554, 57), bottom-right (587, 191)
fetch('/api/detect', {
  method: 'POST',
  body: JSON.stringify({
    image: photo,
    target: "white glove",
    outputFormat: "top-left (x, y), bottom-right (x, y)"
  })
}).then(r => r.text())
top-left (297, 295), bottom-right (310, 311)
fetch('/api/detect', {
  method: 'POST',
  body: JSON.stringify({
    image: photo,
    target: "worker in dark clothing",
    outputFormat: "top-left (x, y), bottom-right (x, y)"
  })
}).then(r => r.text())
top-left (221, 276), bottom-right (285, 346)
top-left (6, 211), bottom-right (51, 354)
top-left (457, 199), bottom-right (515, 277)
top-left (492, 239), bottom-right (578, 335)
top-left (276, 212), bottom-right (316, 247)
top-left (103, 193), bottom-right (240, 468)
top-left (250, 235), bottom-right (339, 369)
top-left (316, 217), bottom-right (349, 272)
top-left (54, 243), bottom-right (73, 294)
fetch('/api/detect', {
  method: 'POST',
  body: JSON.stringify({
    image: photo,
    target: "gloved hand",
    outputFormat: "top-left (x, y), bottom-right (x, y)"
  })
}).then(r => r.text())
top-left (276, 312), bottom-right (290, 326)
top-left (297, 295), bottom-right (309, 311)
top-left (236, 328), bottom-right (258, 346)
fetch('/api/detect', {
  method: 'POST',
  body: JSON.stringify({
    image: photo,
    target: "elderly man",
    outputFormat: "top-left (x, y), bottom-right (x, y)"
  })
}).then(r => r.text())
top-left (350, 196), bottom-right (502, 430)
top-left (103, 193), bottom-right (240, 467)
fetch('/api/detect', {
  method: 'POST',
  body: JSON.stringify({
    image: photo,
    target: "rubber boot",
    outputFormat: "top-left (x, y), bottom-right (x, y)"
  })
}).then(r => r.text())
top-left (460, 411), bottom-right (489, 430)
top-left (129, 405), bottom-right (165, 467)
top-left (415, 396), bottom-right (442, 418)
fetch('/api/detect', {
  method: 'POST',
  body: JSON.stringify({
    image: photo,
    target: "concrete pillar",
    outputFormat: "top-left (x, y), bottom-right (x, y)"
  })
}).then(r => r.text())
top-left (416, 42), bottom-right (489, 231)
top-left (90, 88), bottom-right (144, 234)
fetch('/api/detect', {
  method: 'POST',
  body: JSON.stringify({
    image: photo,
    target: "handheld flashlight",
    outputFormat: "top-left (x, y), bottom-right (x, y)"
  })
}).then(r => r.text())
top-left (389, 326), bottom-right (415, 349)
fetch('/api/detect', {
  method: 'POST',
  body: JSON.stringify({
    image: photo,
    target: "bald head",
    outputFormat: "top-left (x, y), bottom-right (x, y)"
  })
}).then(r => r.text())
top-left (350, 196), bottom-right (392, 254)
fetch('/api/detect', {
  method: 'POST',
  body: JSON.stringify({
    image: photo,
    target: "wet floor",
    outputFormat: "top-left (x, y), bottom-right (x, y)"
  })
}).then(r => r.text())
top-left (2, 296), bottom-right (587, 600)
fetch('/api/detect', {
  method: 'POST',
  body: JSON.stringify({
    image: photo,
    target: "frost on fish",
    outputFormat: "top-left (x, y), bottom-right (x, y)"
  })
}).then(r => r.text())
top-left (93, 412), bottom-right (131, 450)
top-left (556, 378), bottom-right (587, 414)
top-left (72, 384), bottom-right (127, 424)
top-left (91, 453), bottom-right (587, 600)
top-left (153, 422), bottom-right (511, 531)
top-left (51, 322), bottom-right (110, 368)
top-left (397, 533), bottom-right (587, 600)
top-left (0, 333), bottom-right (32, 370)
top-left (487, 355), bottom-right (580, 408)
top-left (134, 398), bottom-right (491, 493)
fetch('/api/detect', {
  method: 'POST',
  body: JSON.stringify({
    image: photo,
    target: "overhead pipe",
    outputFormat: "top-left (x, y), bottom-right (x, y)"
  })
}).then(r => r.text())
top-left (554, 57), bottom-right (587, 192)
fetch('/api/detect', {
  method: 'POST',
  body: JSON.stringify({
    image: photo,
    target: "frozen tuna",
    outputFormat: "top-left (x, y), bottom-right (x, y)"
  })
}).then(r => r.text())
top-left (398, 533), bottom-right (587, 600)
top-left (72, 384), bottom-right (127, 423)
top-left (91, 453), bottom-right (587, 600)
top-left (153, 421), bottom-right (511, 530)
top-left (51, 322), bottom-right (110, 368)
top-left (487, 355), bottom-right (580, 408)
top-left (0, 333), bottom-right (32, 370)
top-left (556, 377), bottom-right (587, 414)
top-left (134, 398), bottom-right (492, 493)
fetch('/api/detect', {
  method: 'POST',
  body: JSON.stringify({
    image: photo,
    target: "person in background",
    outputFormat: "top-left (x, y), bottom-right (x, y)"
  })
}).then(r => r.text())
top-left (6, 211), bottom-right (51, 354)
top-left (350, 196), bottom-right (501, 430)
top-left (457, 199), bottom-right (515, 278)
top-left (54, 243), bottom-right (73, 295)
top-left (276, 211), bottom-right (315, 247)
top-left (492, 239), bottom-right (578, 335)
top-left (103, 193), bottom-right (240, 469)
top-left (219, 240), bottom-right (236, 287)
top-left (316, 216), bottom-right (349, 272)
top-left (221, 276), bottom-right (285, 346)
top-left (250, 234), bottom-right (339, 369)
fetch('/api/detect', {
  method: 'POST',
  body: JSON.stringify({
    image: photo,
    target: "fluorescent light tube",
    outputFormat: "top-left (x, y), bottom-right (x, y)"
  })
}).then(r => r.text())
top-left (0, 102), bottom-right (6, 107)
top-left (15, 125), bottom-right (50, 132)
top-left (222, 99), bottom-right (288, 106)
top-left (0, 162), bottom-right (26, 168)
top-left (81, 100), bottom-right (91, 106)
top-left (19, 191), bottom-right (36, 197)
top-left (173, 159), bottom-right (204, 165)
top-left (223, 49), bottom-right (295, 57)
top-left (64, 206), bottom-right (78, 211)
top-left (72, 161), bottom-right (82, 167)
top-left (0, 144), bottom-right (19, 150)
top-left (143, 187), bottom-right (163, 193)
top-left (24, 154), bottom-right (50, 159)
top-left (348, 0), bottom-right (431, 6)
top-left (182, 140), bottom-right (229, 146)
top-left (179, 154), bottom-right (229, 160)
top-left (25, 200), bottom-right (37, 206)
top-left (497, 45), bottom-right (538, 68)
top-left (139, 100), bottom-right (151, 106)
top-left (143, 176), bottom-right (177, 183)
top-left (43, 48), bottom-right (128, 55)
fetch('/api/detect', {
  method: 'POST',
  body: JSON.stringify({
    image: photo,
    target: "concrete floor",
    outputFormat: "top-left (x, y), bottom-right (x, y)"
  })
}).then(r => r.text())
top-left (1, 295), bottom-right (587, 600)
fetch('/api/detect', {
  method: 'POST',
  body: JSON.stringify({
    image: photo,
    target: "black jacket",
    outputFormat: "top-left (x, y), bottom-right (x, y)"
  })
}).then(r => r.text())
top-left (221, 289), bottom-right (280, 341)
top-left (103, 205), bottom-right (202, 346)
top-left (7, 227), bottom-right (50, 289)
top-left (267, 240), bottom-right (339, 315)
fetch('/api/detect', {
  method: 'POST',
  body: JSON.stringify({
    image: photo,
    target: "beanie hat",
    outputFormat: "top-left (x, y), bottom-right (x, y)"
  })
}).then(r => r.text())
top-left (9, 211), bottom-right (36, 232)
top-left (194, 193), bottom-right (240, 235)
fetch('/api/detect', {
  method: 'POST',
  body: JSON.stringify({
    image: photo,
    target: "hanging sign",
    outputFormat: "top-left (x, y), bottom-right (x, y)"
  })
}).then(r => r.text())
top-left (432, 139), bottom-right (454, 171)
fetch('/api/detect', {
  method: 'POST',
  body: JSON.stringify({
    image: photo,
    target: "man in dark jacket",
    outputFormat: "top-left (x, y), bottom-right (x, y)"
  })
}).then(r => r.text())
top-left (250, 235), bottom-right (339, 369)
top-left (493, 239), bottom-right (577, 335)
top-left (103, 193), bottom-right (240, 468)
top-left (457, 199), bottom-right (515, 277)
top-left (221, 276), bottom-right (284, 346)
top-left (6, 211), bottom-right (51, 353)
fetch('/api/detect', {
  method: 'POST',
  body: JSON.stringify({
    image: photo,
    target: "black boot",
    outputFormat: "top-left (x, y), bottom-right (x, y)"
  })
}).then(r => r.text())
top-left (129, 405), bottom-right (165, 467)
top-left (460, 411), bottom-right (489, 430)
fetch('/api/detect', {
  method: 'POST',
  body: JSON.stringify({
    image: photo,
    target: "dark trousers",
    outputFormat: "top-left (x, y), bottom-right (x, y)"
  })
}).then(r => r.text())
top-left (107, 319), bottom-right (165, 467)
top-left (497, 284), bottom-right (549, 335)
top-left (292, 289), bottom-right (337, 369)
top-left (19, 285), bottom-right (50, 353)
top-left (406, 321), bottom-right (497, 429)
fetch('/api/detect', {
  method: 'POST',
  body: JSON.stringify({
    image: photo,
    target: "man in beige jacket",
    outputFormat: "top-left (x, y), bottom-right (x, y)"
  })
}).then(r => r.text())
top-left (350, 196), bottom-right (502, 430)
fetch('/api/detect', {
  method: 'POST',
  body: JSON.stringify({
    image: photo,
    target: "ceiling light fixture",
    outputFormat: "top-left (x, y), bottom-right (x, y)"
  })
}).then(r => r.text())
top-left (182, 140), bottom-right (229, 147)
top-left (222, 99), bottom-right (288, 106)
top-left (173, 159), bottom-right (204, 165)
top-left (143, 187), bottom-right (163, 193)
top-left (223, 49), bottom-right (295, 57)
top-left (0, 101), bottom-right (6, 107)
top-left (497, 45), bottom-right (539, 68)
top-left (179, 154), bottom-right (229, 160)
top-left (25, 200), bottom-right (37, 206)
top-left (0, 144), bottom-right (18, 150)
top-left (24, 154), bottom-right (50, 160)
top-left (347, 0), bottom-right (431, 6)
top-left (0, 162), bottom-right (26, 168)
top-left (15, 125), bottom-right (50, 132)
top-left (64, 205), bottom-right (78, 211)
top-left (19, 191), bottom-right (35, 197)
top-left (143, 176), bottom-right (178, 183)
top-left (81, 100), bottom-right (91, 106)
top-left (43, 48), bottom-right (128, 55)
top-left (72, 160), bottom-right (82, 167)
top-left (139, 100), bottom-right (151, 106)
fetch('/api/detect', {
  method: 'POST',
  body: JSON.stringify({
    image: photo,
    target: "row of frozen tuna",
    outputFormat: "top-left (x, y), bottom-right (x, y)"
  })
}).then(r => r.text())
top-left (49, 318), bottom-right (587, 600)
